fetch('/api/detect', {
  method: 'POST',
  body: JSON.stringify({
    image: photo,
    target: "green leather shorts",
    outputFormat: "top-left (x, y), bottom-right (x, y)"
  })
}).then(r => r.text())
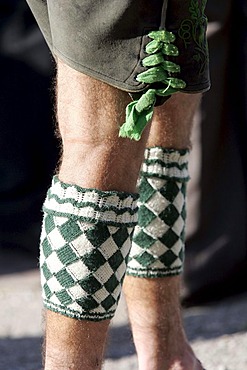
top-left (26, 0), bottom-right (210, 94)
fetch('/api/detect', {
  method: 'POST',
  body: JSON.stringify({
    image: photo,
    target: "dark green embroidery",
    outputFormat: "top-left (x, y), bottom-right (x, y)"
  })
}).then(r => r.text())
top-left (178, 0), bottom-right (208, 75)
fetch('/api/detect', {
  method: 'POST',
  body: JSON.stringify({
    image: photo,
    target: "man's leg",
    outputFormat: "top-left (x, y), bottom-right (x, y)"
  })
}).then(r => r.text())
top-left (124, 93), bottom-right (204, 370)
top-left (42, 60), bottom-right (150, 370)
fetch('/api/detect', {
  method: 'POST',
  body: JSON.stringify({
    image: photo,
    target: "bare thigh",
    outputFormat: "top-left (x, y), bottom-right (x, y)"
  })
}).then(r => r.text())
top-left (148, 93), bottom-right (202, 149)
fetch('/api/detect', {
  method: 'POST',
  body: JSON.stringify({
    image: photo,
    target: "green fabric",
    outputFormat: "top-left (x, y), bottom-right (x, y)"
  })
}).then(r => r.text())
top-left (119, 30), bottom-right (186, 141)
top-left (127, 177), bottom-right (187, 277)
top-left (127, 148), bottom-right (189, 278)
top-left (40, 177), bottom-right (138, 321)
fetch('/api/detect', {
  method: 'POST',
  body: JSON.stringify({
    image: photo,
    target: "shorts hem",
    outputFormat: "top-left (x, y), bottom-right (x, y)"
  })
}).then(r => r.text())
top-left (52, 46), bottom-right (147, 93)
top-left (52, 46), bottom-right (211, 95)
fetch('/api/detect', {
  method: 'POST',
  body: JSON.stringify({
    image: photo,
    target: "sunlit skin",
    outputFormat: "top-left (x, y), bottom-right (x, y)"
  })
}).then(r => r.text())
top-left (43, 59), bottom-right (203, 370)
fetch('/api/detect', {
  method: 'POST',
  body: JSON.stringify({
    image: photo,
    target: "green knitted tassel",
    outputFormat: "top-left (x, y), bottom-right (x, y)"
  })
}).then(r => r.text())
top-left (119, 90), bottom-right (156, 141)
top-left (119, 30), bottom-right (186, 141)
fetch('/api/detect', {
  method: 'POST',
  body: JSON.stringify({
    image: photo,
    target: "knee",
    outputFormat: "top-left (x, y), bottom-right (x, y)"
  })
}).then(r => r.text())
top-left (58, 137), bottom-right (147, 192)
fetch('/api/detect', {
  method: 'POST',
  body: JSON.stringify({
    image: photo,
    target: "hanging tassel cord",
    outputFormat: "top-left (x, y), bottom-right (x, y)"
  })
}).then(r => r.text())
top-left (119, 30), bottom-right (186, 141)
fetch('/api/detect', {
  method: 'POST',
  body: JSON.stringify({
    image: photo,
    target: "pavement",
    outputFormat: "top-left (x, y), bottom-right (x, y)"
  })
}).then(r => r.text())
top-left (0, 249), bottom-right (247, 370)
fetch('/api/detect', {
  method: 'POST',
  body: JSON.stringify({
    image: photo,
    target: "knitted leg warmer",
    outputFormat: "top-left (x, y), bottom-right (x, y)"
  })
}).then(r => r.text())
top-left (127, 147), bottom-right (189, 277)
top-left (40, 176), bottom-right (138, 321)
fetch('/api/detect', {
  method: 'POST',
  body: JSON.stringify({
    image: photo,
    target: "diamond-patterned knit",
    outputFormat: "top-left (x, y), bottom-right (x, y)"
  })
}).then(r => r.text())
top-left (40, 176), bottom-right (138, 321)
top-left (127, 147), bottom-right (189, 278)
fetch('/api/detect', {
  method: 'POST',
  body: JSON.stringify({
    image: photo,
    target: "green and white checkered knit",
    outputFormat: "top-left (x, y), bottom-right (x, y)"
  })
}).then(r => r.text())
top-left (40, 176), bottom-right (138, 321)
top-left (127, 147), bottom-right (189, 278)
